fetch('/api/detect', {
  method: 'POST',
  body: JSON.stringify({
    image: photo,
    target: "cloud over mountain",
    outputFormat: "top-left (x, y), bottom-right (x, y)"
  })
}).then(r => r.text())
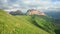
top-left (0, 0), bottom-right (60, 11)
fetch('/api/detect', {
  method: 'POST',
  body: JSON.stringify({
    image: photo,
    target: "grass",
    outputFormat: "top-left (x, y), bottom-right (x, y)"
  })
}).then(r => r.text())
top-left (0, 9), bottom-right (56, 34)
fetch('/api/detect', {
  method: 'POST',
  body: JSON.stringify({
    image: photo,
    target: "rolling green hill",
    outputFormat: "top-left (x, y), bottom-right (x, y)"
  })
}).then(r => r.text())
top-left (0, 9), bottom-right (56, 34)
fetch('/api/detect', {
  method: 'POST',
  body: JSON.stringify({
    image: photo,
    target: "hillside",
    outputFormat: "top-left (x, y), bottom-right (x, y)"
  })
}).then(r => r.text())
top-left (45, 11), bottom-right (60, 34)
top-left (0, 9), bottom-right (56, 34)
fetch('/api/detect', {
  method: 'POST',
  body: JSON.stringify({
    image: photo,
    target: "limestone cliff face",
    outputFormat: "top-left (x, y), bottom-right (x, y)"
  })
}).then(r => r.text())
top-left (27, 9), bottom-right (45, 15)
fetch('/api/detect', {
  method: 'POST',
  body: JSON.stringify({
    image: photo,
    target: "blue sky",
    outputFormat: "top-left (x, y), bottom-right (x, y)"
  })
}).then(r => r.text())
top-left (0, 0), bottom-right (60, 12)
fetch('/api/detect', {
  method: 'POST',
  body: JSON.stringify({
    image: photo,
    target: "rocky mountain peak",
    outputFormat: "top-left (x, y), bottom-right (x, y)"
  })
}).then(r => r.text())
top-left (27, 9), bottom-right (45, 15)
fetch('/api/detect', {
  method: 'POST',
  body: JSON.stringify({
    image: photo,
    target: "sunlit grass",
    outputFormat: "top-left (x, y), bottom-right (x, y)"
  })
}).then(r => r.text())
top-left (0, 9), bottom-right (56, 34)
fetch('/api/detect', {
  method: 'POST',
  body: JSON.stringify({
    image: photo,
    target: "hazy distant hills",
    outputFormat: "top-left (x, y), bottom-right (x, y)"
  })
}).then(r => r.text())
top-left (45, 11), bottom-right (60, 24)
top-left (45, 11), bottom-right (60, 19)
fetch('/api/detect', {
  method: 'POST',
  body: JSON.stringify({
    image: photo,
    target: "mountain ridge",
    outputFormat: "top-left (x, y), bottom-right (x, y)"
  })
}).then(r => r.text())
top-left (0, 9), bottom-right (56, 34)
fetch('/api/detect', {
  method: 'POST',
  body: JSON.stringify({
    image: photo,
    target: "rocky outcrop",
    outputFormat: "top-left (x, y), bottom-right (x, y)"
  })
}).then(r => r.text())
top-left (9, 10), bottom-right (23, 15)
top-left (27, 9), bottom-right (45, 15)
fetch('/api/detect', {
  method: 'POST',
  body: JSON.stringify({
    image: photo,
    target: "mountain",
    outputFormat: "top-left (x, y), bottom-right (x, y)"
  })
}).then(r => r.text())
top-left (45, 11), bottom-right (60, 25)
top-left (26, 9), bottom-right (45, 15)
top-left (0, 9), bottom-right (56, 34)
top-left (45, 11), bottom-right (60, 19)
top-left (9, 10), bottom-right (23, 15)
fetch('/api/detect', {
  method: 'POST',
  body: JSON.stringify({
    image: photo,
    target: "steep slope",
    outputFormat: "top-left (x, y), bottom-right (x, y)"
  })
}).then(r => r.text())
top-left (31, 15), bottom-right (55, 34)
top-left (15, 15), bottom-right (56, 34)
top-left (0, 10), bottom-right (50, 34)
top-left (0, 9), bottom-right (56, 34)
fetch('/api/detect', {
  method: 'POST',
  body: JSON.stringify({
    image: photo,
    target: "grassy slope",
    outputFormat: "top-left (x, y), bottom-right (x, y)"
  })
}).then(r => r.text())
top-left (15, 15), bottom-right (56, 34)
top-left (33, 16), bottom-right (55, 34)
top-left (0, 10), bottom-right (50, 34)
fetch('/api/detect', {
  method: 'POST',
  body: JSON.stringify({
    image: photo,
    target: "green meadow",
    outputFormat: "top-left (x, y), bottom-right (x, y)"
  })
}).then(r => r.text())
top-left (0, 9), bottom-right (58, 34)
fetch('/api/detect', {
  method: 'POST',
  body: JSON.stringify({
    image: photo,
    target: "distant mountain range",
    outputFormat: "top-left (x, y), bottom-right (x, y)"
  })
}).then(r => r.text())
top-left (7, 9), bottom-right (60, 19)
top-left (45, 11), bottom-right (60, 19)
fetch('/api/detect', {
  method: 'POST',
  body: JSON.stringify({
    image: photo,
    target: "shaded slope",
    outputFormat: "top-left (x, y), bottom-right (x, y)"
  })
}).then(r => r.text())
top-left (31, 15), bottom-right (55, 34)
top-left (0, 10), bottom-right (50, 34)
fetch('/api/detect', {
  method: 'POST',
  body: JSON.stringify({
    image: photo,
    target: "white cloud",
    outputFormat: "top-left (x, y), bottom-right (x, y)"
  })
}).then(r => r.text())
top-left (4, 0), bottom-right (7, 2)
top-left (8, 6), bottom-right (13, 9)
top-left (0, 0), bottom-right (60, 11)
top-left (20, 0), bottom-right (60, 10)
top-left (12, 4), bottom-right (19, 7)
